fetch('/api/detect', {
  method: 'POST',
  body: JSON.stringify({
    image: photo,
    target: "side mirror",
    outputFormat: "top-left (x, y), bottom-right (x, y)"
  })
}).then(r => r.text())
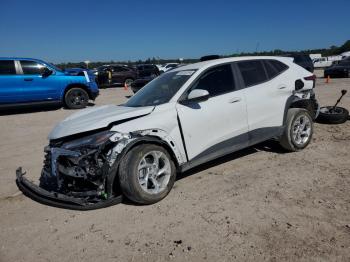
top-left (187, 89), bottom-right (210, 102)
top-left (42, 67), bottom-right (53, 77)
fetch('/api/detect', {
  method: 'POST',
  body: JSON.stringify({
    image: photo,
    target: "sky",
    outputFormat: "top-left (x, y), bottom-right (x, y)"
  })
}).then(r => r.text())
top-left (0, 0), bottom-right (349, 63)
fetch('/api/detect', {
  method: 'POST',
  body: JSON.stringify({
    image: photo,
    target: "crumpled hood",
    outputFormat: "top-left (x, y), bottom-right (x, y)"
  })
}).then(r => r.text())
top-left (49, 105), bottom-right (154, 140)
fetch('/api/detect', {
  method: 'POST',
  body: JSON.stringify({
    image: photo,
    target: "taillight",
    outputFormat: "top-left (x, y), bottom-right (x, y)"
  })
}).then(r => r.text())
top-left (304, 74), bottom-right (316, 88)
top-left (304, 75), bottom-right (316, 81)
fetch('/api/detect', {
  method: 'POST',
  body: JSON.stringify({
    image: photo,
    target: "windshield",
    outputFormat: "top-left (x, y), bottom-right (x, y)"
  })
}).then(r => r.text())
top-left (125, 70), bottom-right (195, 107)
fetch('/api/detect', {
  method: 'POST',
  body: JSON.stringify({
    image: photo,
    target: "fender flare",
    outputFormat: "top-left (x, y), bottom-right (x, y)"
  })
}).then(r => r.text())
top-left (105, 135), bottom-right (181, 197)
top-left (283, 95), bottom-right (318, 125)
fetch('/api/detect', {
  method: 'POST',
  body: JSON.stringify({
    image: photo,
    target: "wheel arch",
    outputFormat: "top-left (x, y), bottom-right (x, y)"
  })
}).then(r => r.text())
top-left (121, 136), bottom-right (181, 169)
top-left (108, 135), bottom-right (181, 196)
top-left (63, 83), bottom-right (93, 101)
top-left (283, 95), bottom-right (317, 125)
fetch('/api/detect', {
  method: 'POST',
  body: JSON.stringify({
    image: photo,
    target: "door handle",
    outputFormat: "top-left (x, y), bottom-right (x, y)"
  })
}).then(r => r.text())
top-left (278, 86), bottom-right (286, 89)
top-left (228, 97), bottom-right (241, 103)
top-left (24, 78), bottom-right (33, 81)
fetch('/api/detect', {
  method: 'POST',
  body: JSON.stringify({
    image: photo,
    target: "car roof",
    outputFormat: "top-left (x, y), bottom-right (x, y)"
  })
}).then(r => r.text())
top-left (0, 57), bottom-right (42, 61)
top-left (171, 56), bottom-right (292, 72)
top-left (0, 57), bottom-right (49, 65)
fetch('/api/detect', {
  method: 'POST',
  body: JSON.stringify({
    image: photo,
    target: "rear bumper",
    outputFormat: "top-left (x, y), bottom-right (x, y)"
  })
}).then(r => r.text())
top-left (16, 167), bottom-right (122, 210)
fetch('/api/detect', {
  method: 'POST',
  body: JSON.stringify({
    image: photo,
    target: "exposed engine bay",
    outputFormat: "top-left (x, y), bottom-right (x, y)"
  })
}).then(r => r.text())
top-left (16, 128), bottom-right (182, 210)
top-left (17, 131), bottom-right (136, 209)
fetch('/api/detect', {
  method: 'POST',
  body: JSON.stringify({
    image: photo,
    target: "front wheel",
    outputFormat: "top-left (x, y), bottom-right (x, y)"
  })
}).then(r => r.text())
top-left (64, 88), bottom-right (89, 109)
top-left (279, 108), bottom-right (313, 152)
top-left (119, 144), bottom-right (176, 204)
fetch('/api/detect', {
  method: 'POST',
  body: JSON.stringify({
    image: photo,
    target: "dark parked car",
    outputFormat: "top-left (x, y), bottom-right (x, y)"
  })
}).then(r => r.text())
top-left (130, 75), bottom-right (157, 93)
top-left (96, 65), bottom-right (137, 88)
top-left (134, 64), bottom-right (159, 78)
top-left (284, 54), bottom-right (314, 72)
top-left (324, 59), bottom-right (350, 78)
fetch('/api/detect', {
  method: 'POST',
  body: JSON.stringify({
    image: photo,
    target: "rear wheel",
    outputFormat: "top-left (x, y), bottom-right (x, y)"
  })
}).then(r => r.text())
top-left (119, 144), bottom-right (176, 204)
top-left (64, 88), bottom-right (89, 109)
top-left (280, 108), bottom-right (313, 152)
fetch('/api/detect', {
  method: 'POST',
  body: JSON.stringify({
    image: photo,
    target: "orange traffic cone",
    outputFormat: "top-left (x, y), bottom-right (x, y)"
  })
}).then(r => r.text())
top-left (124, 82), bottom-right (128, 90)
top-left (325, 75), bottom-right (330, 84)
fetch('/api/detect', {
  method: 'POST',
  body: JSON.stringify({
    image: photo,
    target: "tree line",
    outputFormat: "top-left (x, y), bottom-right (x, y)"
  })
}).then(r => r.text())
top-left (55, 40), bottom-right (350, 70)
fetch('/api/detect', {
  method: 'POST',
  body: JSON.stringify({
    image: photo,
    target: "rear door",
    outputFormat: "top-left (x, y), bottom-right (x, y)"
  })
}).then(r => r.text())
top-left (237, 59), bottom-right (291, 137)
top-left (176, 64), bottom-right (249, 161)
top-left (18, 60), bottom-right (60, 102)
top-left (0, 60), bottom-right (23, 104)
top-left (111, 66), bottom-right (131, 84)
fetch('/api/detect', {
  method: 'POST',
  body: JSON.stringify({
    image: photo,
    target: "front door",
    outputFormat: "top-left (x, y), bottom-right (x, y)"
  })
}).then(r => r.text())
top-left (18, 60), bottom-right (60, 102)
top-left (176, 64), bottom-right (249, 161)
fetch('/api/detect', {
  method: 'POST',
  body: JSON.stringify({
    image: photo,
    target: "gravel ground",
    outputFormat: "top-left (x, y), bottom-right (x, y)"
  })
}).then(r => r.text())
top-left (0, 76), bottom-right (349, 262)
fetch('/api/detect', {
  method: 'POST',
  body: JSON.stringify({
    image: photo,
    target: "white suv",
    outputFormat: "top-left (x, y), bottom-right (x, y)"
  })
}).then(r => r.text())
top-left (17, 57), bottom-right (319, 209)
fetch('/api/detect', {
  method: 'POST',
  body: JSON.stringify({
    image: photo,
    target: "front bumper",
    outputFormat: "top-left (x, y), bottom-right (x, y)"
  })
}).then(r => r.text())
top-left (90, 90), bottom-right (99, 100)
top-left (16, 167), bottom-right (122, 210)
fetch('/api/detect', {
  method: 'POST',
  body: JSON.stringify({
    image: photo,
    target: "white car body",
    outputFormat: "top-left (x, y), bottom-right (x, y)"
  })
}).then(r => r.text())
top-left (17, 56), bottom-right (319, 208)
top-left (313, 56), bottom-right (342, 68)
top-left (50, 56), bottom-right (317, 168)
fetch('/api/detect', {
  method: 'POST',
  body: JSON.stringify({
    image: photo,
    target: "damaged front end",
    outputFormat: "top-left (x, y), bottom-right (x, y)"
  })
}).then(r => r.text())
top-left (16, 131), bottom-right (135, 210)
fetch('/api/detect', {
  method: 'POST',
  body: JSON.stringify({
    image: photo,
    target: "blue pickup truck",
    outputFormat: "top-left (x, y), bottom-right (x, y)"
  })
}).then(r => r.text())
top-left (0, 58), bottom-right (99, 109)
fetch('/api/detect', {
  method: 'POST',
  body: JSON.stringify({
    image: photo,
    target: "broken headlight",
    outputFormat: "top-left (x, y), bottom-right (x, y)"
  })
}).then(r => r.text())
top-left (62, 131), bottom-right (116, 150)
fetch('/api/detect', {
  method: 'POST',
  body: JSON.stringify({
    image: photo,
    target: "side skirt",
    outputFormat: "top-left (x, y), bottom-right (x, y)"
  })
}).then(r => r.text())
top-left (179, 126), bottom-right (284, 173)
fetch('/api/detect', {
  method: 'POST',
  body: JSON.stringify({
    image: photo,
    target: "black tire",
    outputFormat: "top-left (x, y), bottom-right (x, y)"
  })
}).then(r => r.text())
top-left (316, 106), bottom-right (349, 124)
top-left (279, 108), bottom-right (313, 152)
top-left (64, 88), bottom-right (89, 109)
top-left (119, 144), bottom-right (176, 204)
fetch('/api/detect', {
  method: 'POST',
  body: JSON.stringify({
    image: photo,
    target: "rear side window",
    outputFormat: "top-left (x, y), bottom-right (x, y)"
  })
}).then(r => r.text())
top-left (113, 66), bottom-right (129, 72)
top-left (20, 60), bottom-right (46, 75)
top-left (264, 60), bottom-right (288, 79)
top-left (237, 60), bottom-right (268, 87)
top-left (192, 64), bottom-right (235, 96)
top-left (339, 60), bottom-right (350, 66)
top-left (0, 60), bottom-right (16, 75)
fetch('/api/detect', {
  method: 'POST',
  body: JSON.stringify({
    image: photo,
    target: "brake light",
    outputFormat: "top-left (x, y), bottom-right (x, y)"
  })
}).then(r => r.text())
top-left (304, 75), bottom-right (316, 81)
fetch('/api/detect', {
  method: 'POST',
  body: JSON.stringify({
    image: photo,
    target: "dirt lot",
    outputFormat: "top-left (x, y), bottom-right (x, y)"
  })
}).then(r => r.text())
top-left (1, 77), bottom-right (350, 262)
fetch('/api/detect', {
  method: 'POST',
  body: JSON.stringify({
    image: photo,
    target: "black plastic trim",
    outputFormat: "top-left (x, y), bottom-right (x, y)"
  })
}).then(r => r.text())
top-left (177, 114), bottom-right (189, 162)
top-left (180, 126), bottom-right (283, 172)
top-left (16, 167), bottom-right (123, 210)
top-left (0, 100), bottom-right (61, 108)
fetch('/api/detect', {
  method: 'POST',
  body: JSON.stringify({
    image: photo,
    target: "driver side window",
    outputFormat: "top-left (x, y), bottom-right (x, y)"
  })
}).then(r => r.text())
top-left (20, 60), bottom-right (47, 75)
top-left (192, 64), bottom-right (235, 97)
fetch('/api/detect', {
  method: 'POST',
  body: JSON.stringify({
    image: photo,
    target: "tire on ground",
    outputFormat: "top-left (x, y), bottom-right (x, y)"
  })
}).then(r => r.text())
top-left (64, 87), bottom-right (89, 109)
top-left (316, 106), bottom-right (349, 124)
top-left (119, 144), bottom-right (176, 204)
top-left (279, 108), bottom-right (313, 152)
